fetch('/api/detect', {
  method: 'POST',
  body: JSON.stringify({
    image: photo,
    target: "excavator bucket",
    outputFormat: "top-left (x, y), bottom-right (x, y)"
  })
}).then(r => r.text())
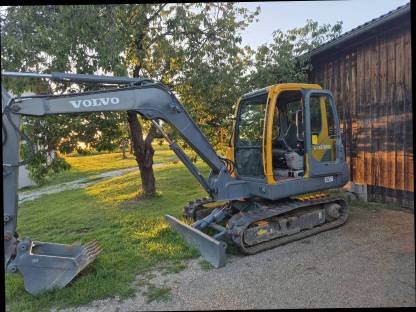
top-left (9, 238), bottom-right (102, 295)
top-left (165, 215), bottom-right (227, 268)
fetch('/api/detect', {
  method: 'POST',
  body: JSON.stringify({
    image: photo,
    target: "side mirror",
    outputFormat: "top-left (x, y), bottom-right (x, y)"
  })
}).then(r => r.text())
top-left (295, 109), bottom-right (304, 141)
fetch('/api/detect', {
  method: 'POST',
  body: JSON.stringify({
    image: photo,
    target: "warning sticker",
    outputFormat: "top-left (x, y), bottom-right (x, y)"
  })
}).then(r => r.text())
top-left (312, 144), bottom-right (332, 150)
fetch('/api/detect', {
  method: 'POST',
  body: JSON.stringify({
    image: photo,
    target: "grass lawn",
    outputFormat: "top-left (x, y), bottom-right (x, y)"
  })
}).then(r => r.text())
top-left (20, 144), bottom-right (177, 190)
top-left (7, 161), bottom-right (208, 312)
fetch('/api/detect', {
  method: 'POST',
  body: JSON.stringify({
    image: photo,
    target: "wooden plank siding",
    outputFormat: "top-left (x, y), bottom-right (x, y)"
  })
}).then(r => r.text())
top-left (310, 26), bottom-right (413, 208)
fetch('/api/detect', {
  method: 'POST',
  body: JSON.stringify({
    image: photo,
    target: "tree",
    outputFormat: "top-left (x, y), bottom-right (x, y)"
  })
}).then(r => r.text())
top-left (249, 20), bottom-right (343, 89)
top-left (174, 44), bottom-right (254, 155)
top-left (1, 5), bottom-right (133, 183)
top-left (1, 4), bottom-right (259, 194)
top-left (115, 4), bottom-right (259, 195)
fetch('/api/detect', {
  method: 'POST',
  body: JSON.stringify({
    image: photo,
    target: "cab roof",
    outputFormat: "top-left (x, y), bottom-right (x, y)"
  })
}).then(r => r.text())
top-left (240, 83), bottom-right (322, 100)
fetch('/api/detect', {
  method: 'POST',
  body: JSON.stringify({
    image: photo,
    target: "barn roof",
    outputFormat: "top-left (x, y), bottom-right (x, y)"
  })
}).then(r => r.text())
top-left (307, 2), bottom-right (410, 58)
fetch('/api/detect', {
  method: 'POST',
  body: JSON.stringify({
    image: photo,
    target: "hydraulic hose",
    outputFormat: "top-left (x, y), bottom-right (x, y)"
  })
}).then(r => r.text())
top-left (3, 105), bottom-right (36, 167)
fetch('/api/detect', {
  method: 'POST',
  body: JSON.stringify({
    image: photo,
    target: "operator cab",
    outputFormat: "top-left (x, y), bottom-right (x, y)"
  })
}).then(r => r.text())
top-left (230, 83), bottom-right (340, 185)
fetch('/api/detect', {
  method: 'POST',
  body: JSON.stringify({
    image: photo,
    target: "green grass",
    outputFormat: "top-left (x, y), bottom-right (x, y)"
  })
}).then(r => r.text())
top-left (143, 285), bottom-right (171, 303)
top-left (6, 161), bottom-right (209, 312)
top-left (198, 260), bottom-right (214, 271)
top-left (21, 144), bottom-right (177, 190)
top-left (160, 261), bottom-right (187, 275)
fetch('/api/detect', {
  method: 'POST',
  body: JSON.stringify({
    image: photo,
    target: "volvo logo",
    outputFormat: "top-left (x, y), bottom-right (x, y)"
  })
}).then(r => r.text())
top-left (69, 97), bottom-right (120, 108)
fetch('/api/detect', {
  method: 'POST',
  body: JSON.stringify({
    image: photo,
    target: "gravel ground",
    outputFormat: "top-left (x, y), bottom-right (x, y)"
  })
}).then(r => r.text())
top-left (58, 205), bottom-right (415, 311)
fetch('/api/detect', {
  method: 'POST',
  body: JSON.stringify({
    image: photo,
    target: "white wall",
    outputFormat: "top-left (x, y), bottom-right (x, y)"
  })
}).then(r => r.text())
top-left (18, 165), bottom-right (37, 189)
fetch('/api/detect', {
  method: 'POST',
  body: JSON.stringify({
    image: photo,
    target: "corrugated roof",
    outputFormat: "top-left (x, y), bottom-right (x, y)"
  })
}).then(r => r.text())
top-left (307, 2), bottom-right (410, 58)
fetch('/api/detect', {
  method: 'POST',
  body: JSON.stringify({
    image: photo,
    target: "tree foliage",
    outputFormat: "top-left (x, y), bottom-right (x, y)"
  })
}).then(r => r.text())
top-left (1, 4), bottom-right (259, 190)
top-left (248, 20), bottom-right (343, 89)
top-left (1, 5), bottom-right (134, 183)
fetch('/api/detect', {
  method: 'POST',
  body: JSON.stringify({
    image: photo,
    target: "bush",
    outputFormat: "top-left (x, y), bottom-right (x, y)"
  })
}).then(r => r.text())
top-left (22, 144), bottom-right (71, 185)
top-left (76, 147), bottom-right (93, 155)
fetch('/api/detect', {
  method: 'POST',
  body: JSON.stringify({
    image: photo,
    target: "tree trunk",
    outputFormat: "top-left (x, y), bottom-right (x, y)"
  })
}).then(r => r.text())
top-left (126, 33), bottom-right (159, 197)
top-left (121, 141), bottom-right (127, 159)
top-left (127, 111), bottom-right (157, 196)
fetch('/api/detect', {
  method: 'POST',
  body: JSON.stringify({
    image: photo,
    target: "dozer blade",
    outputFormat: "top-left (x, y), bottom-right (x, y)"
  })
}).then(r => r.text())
top-left (165, 215), bottom-right (227, 268)
top-left (9, 238), bottom-right (102, 295)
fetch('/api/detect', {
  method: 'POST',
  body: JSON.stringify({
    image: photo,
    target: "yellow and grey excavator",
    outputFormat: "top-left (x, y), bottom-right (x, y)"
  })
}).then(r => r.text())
top-left (2, 71), bottom-right (349, 295)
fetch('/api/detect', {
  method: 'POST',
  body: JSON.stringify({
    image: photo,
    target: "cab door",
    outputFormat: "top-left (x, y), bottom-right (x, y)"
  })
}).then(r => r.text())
top-left (303, 89), bottom-right (346, 177)
top-left (233, 92), bottom-right (268, 179)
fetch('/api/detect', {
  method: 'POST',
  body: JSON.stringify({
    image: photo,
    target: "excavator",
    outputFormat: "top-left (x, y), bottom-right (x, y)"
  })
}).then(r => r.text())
top-left (2, 71), bottom-right (349, 296)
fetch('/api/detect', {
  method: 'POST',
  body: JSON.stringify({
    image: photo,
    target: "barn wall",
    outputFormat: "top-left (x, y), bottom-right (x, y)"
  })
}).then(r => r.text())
top-left (310, 26), bottom-right (413, 208)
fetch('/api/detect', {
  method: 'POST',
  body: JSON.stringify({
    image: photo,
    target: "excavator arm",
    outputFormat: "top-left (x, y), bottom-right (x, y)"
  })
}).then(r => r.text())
top-left (2, 72), bottom-right (247, 295)
top-left (3, 76), bottom-right (224, 180)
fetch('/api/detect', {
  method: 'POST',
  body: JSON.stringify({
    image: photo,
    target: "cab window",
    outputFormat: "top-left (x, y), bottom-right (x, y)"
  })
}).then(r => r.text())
top-left (234, 93), bottom-right (267, 178)
top-left (237, 94), bottom-right (267, 147)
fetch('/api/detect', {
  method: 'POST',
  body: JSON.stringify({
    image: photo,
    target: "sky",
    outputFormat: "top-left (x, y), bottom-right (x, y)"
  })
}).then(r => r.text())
top-left (239, 0), bottom-right (410, 48)
top-left (0, 1), bottom-right (410, 52)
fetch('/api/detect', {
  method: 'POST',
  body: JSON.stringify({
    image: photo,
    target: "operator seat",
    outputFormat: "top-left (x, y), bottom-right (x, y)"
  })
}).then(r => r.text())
top-left (283, 120), bottom-right (298, 150)
top-left (272, 117), bottom-right (297, 169)
top-left (272, 114), bottom-right (302, 169)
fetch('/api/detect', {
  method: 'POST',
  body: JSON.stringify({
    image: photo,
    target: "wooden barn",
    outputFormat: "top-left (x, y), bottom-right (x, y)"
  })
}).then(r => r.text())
top-left (307, 3), bottom-right (413, 208)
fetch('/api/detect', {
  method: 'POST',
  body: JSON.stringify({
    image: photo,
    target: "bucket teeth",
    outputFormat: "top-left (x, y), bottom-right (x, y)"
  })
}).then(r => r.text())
top-left (77, 240), bottom-right (102, 268)
top-left (81, 240), bottom-right (102, 260)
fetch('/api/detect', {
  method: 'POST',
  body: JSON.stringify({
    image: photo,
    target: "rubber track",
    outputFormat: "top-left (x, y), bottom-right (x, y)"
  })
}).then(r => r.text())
top-left (227, 197), bottom-right (349, 255)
